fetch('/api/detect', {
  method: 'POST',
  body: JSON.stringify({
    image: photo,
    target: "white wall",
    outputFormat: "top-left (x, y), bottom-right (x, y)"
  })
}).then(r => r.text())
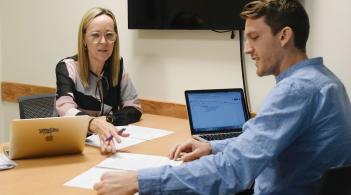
top-left (1, 0), bottom-right (350, 142)
top-left (305, 0), bottom-right (351, 97)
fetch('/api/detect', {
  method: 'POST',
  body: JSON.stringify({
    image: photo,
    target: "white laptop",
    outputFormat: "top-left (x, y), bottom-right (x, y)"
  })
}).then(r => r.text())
top-left (5, 115), bottom-right (90, 160)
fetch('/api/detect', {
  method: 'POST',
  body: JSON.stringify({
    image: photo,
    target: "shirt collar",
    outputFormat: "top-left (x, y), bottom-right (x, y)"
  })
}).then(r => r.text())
top-left (275, 57), bottom-right (323, 83)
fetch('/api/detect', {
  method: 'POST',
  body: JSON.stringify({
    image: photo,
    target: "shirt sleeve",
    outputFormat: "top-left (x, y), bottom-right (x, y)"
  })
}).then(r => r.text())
top-left (138, 81), bottom-right (314, 194)
top-left (110, 65), bottom-right (142, 125)
top-left (55, 61), bottom-right (81, 116)
top-left (210, 138), bottom-right (235, 154)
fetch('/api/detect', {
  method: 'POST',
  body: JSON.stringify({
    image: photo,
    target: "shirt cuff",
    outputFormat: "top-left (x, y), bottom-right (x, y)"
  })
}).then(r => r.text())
top-left (210, 139), bottom-right (232, 154)
top-left (64, 108), bottom-right (81, 116)
top-left (138, 167), bottom-right (163, 194)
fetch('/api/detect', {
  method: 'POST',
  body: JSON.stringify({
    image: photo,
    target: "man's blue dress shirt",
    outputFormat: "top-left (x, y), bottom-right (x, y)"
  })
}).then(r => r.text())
top-left (138, 57), bottom-right (351, 195)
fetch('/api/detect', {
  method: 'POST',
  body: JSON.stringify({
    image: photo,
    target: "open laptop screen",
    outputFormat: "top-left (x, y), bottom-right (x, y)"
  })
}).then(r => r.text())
top-left (185, 89), bottom-right (249, 134)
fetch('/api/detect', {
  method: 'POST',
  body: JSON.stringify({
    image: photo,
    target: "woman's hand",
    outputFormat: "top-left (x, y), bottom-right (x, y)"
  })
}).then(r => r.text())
top-left (89, 116), bottom-right (129, 154)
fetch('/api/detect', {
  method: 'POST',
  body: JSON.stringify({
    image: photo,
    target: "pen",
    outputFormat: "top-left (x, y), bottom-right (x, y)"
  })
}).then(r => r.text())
top-left (105, 128), bottom-right (126, 142)
top-left (117, 128), bottom-right (126, 135)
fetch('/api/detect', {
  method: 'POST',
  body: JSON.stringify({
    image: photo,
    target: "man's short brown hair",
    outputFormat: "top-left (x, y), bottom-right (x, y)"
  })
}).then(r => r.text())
top-left (241, 0), bottom-right (309, 52)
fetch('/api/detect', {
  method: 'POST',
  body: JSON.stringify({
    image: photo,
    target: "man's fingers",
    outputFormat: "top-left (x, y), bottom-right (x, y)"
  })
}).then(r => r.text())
top-left (173, 143), bottom-right (188, 160)
top-left (171, 139), bottom-right (195, 160)
top-left (101, 172), bottom-right (113, 180)
top-left (168, 144), bottom-right (180, 159)
top-left (93, 181), bottom-right (102, 190)
top-left (94, 182), bottom-right (106, 195)
top-left (181, 151), bottom-right (199, 162)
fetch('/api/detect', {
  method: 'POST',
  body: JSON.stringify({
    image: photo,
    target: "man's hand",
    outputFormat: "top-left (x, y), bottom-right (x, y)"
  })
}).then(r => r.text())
top-left (89, 116), bottom-right (130, 154)
top-left (168, 139), bottom-right (212, 162)
top-left (94, 171), bottom-right (138, 195)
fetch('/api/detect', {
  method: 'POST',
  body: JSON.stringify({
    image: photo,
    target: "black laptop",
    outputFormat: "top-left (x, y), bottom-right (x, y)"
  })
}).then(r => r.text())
top-left (185, 88), bottom-right (250, 142)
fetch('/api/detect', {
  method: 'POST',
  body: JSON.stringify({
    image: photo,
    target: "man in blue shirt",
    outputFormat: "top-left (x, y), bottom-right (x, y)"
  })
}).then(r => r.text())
top-left (94, 0), bottom-right (351, 194)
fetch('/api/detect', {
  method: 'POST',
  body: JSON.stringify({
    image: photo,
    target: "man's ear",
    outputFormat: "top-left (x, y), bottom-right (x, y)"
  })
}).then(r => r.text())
top-left (279, 27), bottom-right (293, 47)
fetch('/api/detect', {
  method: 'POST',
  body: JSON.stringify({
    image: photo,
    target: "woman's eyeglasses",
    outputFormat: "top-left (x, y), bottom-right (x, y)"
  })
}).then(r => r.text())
top-left (87, 32), bottom-right (117, 44)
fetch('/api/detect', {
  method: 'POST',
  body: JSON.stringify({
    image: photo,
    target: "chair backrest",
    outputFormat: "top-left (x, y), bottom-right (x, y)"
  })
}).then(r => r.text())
top-left (318, 165), bottom-right (351, 195)
top-left (18, 94), bottom-right (58, 119)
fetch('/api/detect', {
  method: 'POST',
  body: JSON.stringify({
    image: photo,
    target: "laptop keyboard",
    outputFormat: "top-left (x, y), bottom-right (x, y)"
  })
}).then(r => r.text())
top-left (199, 132), bottom-right (241, 141)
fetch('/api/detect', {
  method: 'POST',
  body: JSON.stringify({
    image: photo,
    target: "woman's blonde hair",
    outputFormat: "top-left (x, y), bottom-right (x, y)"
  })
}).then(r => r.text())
top-left (78, 7), bottom-right (120, 88)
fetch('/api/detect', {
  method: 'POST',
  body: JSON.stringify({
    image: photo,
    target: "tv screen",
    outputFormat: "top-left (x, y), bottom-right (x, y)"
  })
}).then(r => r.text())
top-left (128, 0), bottom-right (252, 30)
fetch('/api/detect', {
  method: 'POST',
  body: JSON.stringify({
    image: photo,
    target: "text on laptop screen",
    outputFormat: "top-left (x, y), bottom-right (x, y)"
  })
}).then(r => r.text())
top-left (188, 91), bottom-right (246, 133)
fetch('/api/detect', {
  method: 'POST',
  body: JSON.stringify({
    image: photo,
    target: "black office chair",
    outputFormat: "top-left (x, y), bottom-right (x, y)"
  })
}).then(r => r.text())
top-left (236, 189), bottom-right (254, 195)
top-left (18, 93), bottom-right (58, 119)
top-left (318, 165), bottom-right (351, 195)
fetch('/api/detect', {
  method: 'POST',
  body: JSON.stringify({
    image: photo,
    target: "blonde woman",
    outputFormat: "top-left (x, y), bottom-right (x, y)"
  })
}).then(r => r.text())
top-left (55, 7), bottom-right (142, 154)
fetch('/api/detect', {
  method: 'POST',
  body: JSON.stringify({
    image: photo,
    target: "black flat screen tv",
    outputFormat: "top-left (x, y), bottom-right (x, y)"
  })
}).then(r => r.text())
top-left (128, 0), bottom-right (252, 30)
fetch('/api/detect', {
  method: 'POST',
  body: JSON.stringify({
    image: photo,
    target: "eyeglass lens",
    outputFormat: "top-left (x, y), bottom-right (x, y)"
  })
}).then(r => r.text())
top-left (88, 32), bottom-right (116, 43)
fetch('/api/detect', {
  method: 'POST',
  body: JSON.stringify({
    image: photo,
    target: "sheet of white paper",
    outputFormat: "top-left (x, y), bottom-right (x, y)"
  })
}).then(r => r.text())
top-left (97, 152), bottom-right (182, 171)
top-left (64, 167), bottom-right (139, 195)
top-left (117, 125), bottom-right (173, 140)
top-left (64, 167), bottom-right (111, 189)
top-left (64, 167), bottom-right (127, 189)
top-left (85, 125), bottom-right (173, 149)
top-left (86, 134), bottom-right (145, 149)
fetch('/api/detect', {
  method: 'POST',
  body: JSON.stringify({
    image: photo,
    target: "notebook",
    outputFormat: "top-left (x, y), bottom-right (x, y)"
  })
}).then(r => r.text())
top-left (185, 88), bottom-right (250, 142)
top-left (5, 115), bottom-right (90, 160)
